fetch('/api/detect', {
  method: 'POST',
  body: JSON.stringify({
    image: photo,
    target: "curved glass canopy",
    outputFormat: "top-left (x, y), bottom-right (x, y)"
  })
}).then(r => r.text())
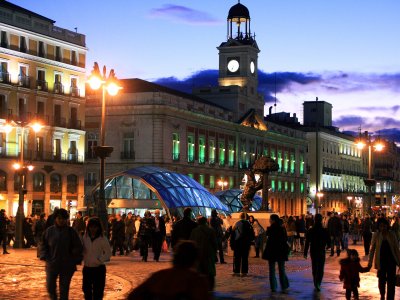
top-left (94, 166), bottom-right (229, 216)
top-left (214, 189), bottom-right (261, 213)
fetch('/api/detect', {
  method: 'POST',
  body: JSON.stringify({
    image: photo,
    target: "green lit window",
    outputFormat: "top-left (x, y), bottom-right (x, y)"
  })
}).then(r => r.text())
top-left (219, 141), bottom-right (225, 166)
top-left (300, 182), bottom-right (304, 193)
top-left (198, 136), bottom-right (205, 164)
top-left (228, 144), bottom-right (235, 167)
top-left (278, 181), bottom-right (282, 192)
top-left (270, 148), bottom-right (276, 160)
top-left (277, 150), bottom-right (282, 172)
top-left (300, 154), bottom-right (304, 175)
top-left (290, 153), bottom-right (295, 174)
top-left (199, 174), bottom-right (205, 186)
top-left (187, 135), bottom-right (194, 162)
top-left (209, 139), bottom-right (215, 164)
top-left (291, 182), bottom-right (295, 193)
top-left (263, 147), bottom-right (268, 156)
top-left (210, 175), bottom-right (215, 188)
top-left (284, 151), bottom-right (289, 173)
top-left (172, 133), bottom-right (180, 161)
top-left (284, 181), bottom-right (288, 191)
top-left (188, 173), bottom-right (194, 179)
top-left (271, 180), bottom-right (275, 192)
top-left (229, 176), bottom-right (234, 188)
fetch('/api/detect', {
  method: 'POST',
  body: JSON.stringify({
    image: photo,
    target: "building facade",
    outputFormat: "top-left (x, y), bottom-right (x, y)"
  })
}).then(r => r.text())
top-left (85, 3), bottom-right (308, 216)
top-left (0, 1), bottom-right (87, 216)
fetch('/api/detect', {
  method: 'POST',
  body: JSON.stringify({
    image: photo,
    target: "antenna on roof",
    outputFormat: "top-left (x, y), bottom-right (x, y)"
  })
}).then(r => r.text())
top-left (274, 73), bottom-right (277, 113)
top-left (74, 27), bottom-right (78, 33)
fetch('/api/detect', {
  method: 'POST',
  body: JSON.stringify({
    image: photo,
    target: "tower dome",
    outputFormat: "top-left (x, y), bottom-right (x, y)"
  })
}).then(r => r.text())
top-left (228, 2), bottom-right (250, 20)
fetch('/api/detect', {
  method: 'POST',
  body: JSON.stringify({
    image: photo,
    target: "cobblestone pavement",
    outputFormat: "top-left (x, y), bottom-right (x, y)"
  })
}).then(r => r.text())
top-left (0, 243), bottom-right (399, 299)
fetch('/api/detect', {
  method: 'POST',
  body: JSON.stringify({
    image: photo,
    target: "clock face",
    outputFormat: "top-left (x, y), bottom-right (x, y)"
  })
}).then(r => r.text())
top-left (250, 61), bottom-right (255, 74)
top-left (227, 59), bottom-right (239, 73)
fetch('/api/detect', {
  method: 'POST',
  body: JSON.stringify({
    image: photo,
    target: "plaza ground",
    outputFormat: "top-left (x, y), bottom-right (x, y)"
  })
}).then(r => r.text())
top-left (0, 243), bottom-right (398, 299)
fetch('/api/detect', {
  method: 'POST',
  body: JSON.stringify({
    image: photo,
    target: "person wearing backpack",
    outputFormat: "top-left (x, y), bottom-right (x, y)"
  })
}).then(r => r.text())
top-left (231, 212), bottom-right (254, 276)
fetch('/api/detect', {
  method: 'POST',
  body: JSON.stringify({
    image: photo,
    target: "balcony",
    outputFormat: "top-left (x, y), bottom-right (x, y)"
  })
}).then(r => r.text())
top-left (18, 75), bottom-right (30, 88)
top-left (228, 161), bottom-right (235, 168)
top-left (70, 86), bottom-right (80, 97)
top-left (54, 83), bottom-right (64, 95)
top-left (209, 159), bottom-right (215, 166)
top-left (187, 155), bottom-right (194, 163)
top-left (121, 151), bottom-right (135, 159)
top-left (219, 161), bottom-right (225, 167)
top-left (36, 80), bottom-right (48, 92)
top-left (172, 152), bottom-right (180, 161)
top-left (0, 72), bottom-right (11, 84)
top-left (85, 151), bottom-right (97, 160)
top-left (198, 157), bottom-right (205, 164)
top-left (22, 150), bottom-right (84, 164)
top-left (68, 119), bottom-right (82, 130)
top-left (52, 117), bottom-right (66, 127)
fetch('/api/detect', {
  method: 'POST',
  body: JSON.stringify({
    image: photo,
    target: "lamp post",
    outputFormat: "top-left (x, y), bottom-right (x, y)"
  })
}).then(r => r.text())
top-left (5, 121), bottom-right (42, 248)
top-left (316, 192), bottom-right (324, 213)
top-left (356, 133), bottom-right (384, 216)
top-left (87, 62), bottom-right (121, 233)
top-left (217, 179), bottom-right (228, 191)
top-left (347, 196), bottom-right (353, 213)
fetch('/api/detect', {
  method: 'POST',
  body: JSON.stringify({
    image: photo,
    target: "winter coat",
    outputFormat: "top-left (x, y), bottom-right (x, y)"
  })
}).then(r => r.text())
top-left (138, 217), bottom-right (155, 239)
top-left (190, 224), bottom-right (217, 276)
top-left (328, 216), bottom-right (342, 237)
top-left (304, 223), bottom-right (330, 257)
top-left (82, 234), bottom-right (112, 267)
top-left (339, 258), bottom-right (369, 289)
top-left (111, 219), bottom-right (126, 242)
top-left (368, 231), bottom-right (400, 270)
top-left (263, 222), bottom-right (289, 262)
top-left (231, 219), bottom-right (254, 251)
top-left (171, 217), bottom-right (197, 248)
top-left (125, 217), bottom-right (136, 235)
top-left (72, 217), bottom-right (86, 235)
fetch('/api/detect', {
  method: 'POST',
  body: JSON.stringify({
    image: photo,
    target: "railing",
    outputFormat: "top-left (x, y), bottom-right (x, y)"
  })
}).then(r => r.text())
top-left (121, 151), bottom-right (135, 159)
top-left (172, 152), bottom-right (180, 161)
top-left (0, 72), bottom-right (11, 84)
top-left (18, 75), bottom-right (30, 88)
top-left (228, 161), bottom-right (235, 168)
top-left (15, 150), bottom-right (85, 164)
top-left (68, 119), bottom-right (82, 130)
top-left (36, 80), bottom-right (48, 91)
top-left (187, 155), bottom-right (194, 163)
top-left (198, 157), bottom-right (205, 164)
top-left (52, 117), bottom-right (66, 127)
top-left (209, 159), bottom-right (215, 166)
top-left (219, 160), bottom-right (225, 167)
top-left (54, 83), bottom-right (64, 94)
top-left (70, 86), bottom-right (80, 97)
top-left (85, 151), bottom-right (97, 160)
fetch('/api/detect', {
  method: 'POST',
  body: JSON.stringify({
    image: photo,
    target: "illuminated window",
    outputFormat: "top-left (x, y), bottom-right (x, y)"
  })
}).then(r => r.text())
top-left (300, 154), bottom-right (304, 175)
top-left (198, 136), bottom-right (205, 164)
top-left (172, 133), bottom-right (180, 161)
top-left (271, 180), bottom-right (275, 192)
top-left (284, 151), bottom-right (289, 173)
top-left (263, 146), bottom-right (268, 156)
top-left (270, 148), bottom-right (276, 160)
top-left (229, 176), bottom-right (234, 189)
top-left (277, 150), bottom-right (282, 172)
top-left (209, 175), bottom-right (215, 188)
top-left (300, 182), bottom-right (304, 193)
top-left (290, 153), bottom-right (295, 174)
top-left (219, 141), bottom-right (225, 166)
top-left (209, 139), bottom-right (215, 164)
top-left (284, 181), bottom-right (288, 192)
top-left (278, 181), bottom-right (282, 192)
top-left (187, 135), bottom-right (194, 162)
top-left (188, 173), bottom-right (194, 179)
top-left (291, 182), bottom-right (295, 193)
top-left (228, 144), bottom-right (235, 167)
top-left (199, 174), bottom-right (205, 186)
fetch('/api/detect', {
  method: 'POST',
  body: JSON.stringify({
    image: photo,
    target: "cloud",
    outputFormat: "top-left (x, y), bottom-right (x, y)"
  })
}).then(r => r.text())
top-left (334, 115), bottom-right (366, 128)
top-left (149, 5), bottom-right (221, 25)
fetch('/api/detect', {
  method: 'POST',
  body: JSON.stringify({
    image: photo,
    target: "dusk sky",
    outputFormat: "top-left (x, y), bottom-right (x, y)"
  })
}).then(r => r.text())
top-left (10, 0), bottom-right (400, 141)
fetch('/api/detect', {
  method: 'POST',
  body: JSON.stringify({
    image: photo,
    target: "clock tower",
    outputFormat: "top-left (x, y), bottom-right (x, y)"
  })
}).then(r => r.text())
top-left (218, 2), bottom-right (259, 96)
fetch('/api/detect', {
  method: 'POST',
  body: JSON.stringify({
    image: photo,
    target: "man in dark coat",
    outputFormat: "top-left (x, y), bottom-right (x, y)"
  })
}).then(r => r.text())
top-left (40, 208), bottom-right (83, 300)
top-left (125, 212), bottom-right (136, 254)
top-left (328, 212), bottom-right (343, 257)
top-left (72, 211), bottom-right (85, 236)
top-left (171, 208), bottom-right (197, 248)
top-left (304, 213), bottom-right (330, 291)
top-left (0, 209), bottom-right (10, 254)
top-left (111, 213), bottom-right (125, 256)
top-left (263, 214), bottom-right (289, 292)
top-left (152, 209), bottom-right (166, 262)
top-left (210, 209), bottom-right (226, 264)
top-left (190, 217), bottom-right (217, 290)
top-left (232, 212), bottom-right (254, 276)
top-left (138, 211), bottom-right (155, 262)
top-left (361, 215), bottom-right (373, 256)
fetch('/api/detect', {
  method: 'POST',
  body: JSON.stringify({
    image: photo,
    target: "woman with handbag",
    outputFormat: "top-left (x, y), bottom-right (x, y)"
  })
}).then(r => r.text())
top-left (262, 214), bottom-right (289, 293)
top-left (368, 217), bottom-right (400, 300)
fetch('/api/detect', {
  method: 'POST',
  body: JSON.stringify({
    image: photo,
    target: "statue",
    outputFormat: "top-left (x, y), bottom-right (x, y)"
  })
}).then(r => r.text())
top-left (240, 156), bottom-right (279, 211)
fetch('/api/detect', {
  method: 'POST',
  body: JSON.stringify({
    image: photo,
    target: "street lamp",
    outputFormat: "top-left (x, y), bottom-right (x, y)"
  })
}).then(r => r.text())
top-left (316, 192), bottom-right (324, 212)
top-left (217, 179), bottom-right (228, 191)
top-left (87, 62), bottom-right (121, 233)
top-left (5, 120), bottom-right (42, 248)
top-left (356, 134), bottom-right (384, 216)
top-left (347, 196), bottom-right (353, 213)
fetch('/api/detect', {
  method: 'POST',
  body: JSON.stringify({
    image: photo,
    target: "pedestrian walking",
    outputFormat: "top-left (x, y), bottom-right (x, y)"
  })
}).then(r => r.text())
top-left (152, 209), bottom-right (166, 262)
top-left (124, 212), bottom-right (136, 254)
top-left (0, 209), bottom-right (10, 254)
top-left (72, 211), bottom-right (86, 236)
top-left (249, 215), bottom-right (265, 258)
top-left (138, 211), bottom-right (155, 262)
top-left (190, 216), bottom-right (217, 290)
top-left (210, 209), bottom-right (226, 263)
top-left (263, 214), bottom-right (289, 293)
top-left (339, 249), bottom-right (370, 300)
top-left (6, 216), bottom-right (15, 246)
top-left (165, 216), bottom-right (173, 251)
top-left (304, 213), bottom-right (330, 291)
top-left (82, 217), bottom-right (112, 300)
top-left (111, 213), bottom-right (125, 256)
top-left (231, 212), bottom-right (254, 276)
top-left (368, 217), bottom-right (400, 300)
top-left (34, 213), bottom-right (46, 257)
top-left (40, 208), bottom-right (83, 300)
top-left (341, 214), bottom-right (350, 250)
top-left (328, 212), bottom-right (343, 257)
top-left (361, 215), bottom-right (373, 256)
top-left (171, 207), bottom-right (197, 248)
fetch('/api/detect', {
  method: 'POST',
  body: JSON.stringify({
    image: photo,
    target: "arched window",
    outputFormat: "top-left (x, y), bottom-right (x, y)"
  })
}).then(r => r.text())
top-left (67, 174), bottom-right (78, 193)
top-left (50, 173), bottom-right (62, 193)
top-left (0, 169), bottom-right (7, 191)
top-left (33, 172), bottom-right (45, 192)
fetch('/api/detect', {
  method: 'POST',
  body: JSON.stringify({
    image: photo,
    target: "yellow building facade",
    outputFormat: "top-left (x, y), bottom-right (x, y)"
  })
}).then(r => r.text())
top-left (0, 2), bottom-right (87, 217)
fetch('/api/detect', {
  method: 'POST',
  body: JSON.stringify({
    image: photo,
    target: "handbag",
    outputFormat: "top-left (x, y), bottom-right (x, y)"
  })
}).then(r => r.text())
top-left (396, 268), bottom-right (400, 287)
top-left (162, 240), bottom-right (168, 252)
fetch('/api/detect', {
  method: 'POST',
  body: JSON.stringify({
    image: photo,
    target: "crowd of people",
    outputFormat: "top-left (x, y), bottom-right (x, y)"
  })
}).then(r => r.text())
top-left (2, 206), bottom-right (400, 299)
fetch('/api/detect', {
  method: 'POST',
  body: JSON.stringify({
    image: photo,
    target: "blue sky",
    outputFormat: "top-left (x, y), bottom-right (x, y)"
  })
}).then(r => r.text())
top-left (9, 0), bottom-right (400, 139)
